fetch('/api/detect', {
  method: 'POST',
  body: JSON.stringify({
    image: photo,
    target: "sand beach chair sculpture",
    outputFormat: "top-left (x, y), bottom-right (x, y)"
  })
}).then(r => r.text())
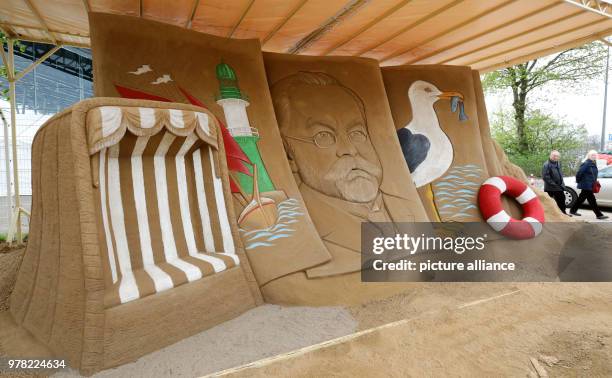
top-left (9, 98), bottom-right (260, 374)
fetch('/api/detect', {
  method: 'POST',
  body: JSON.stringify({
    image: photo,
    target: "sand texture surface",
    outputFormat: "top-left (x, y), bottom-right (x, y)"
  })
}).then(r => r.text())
top-left (0, 246), bottom-right (24, 312)
top-left (220, 283), bottom-right (612, 378)
top-left (50, 305), bottom-right (357, 377)
top-left (3, 239), bottom-right (612, 377)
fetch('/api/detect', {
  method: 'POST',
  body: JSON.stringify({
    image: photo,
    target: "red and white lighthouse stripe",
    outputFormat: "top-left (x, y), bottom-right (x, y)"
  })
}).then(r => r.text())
top-left (478, 176), bottom-right (545, 240)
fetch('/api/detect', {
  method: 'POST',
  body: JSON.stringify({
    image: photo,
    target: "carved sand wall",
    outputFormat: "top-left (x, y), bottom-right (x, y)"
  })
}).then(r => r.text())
top-left (382, 65), bottom-right (567, 222)
top-left (262, 53), bottom-right (430, 304)
top-left (86, 14), bottom-right (568, 307)
top-left (9, 98), bottom-right (260, 374)
top-left (89, 13), bottom-right (332, 287)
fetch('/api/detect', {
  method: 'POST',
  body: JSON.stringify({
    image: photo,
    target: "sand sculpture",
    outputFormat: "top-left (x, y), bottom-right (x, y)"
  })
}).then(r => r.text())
top-left (382, 65), bottom-right (567, 223)
top-left (479, 176), bottom-right (545, 240)
top-left (9, 98), bottom-right (261, 374)
top-left (263, 53), bottom-right (430, 303)
top-left (88, 13), bottom-right (333, 289)
top-left (5, 13), bottom-right (578, 374)
top-left (88, 14), bottom-right (567, 301)
top-left (382, 65), bottom-right (489, 222)
top-left (87, 14), bottom-right (432, 305)
top-left (381, 65), bottom-right (572, 282)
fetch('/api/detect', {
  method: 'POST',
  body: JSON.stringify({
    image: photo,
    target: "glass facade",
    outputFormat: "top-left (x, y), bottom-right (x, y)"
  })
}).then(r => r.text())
top-left (0, 42), bottom-right (92, 231)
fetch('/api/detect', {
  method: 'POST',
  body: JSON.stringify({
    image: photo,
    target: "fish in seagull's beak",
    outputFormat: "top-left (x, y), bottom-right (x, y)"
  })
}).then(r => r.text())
top-left (437, 91), bottom-right (464, 100)
top-left (438, 90), bottom-right (468, 121)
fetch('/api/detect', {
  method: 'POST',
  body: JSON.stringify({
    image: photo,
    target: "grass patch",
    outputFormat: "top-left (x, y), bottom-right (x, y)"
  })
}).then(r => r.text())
top-left (0, 233), bottom-right (29, 243)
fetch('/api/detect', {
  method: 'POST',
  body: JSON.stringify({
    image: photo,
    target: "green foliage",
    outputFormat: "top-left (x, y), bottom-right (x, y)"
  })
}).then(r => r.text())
top-left (0, 233), bottom-right (28, 243)
top-left (491, 109), bottom-right (587, 176)
top-left (0, 31), bottom-right (26, 100)
top-left (482, 41), bottom-right (608, 96)
top-left (482, 41), bottom-right (607, 170)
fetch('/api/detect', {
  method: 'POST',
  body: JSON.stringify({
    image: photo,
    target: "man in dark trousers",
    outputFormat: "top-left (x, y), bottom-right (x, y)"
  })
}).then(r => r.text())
top-left (542, 150), bottom-right (569, 215)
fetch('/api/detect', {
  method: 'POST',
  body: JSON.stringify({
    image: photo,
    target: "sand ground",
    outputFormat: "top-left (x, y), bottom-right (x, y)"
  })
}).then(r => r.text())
top-left (0, 246), bottom-right (24, 312)
top-left (4, 281), bottom-right (612, 377)
top-left (1, 230), bottom-right (612, 377)
top-left (220, 283), bottom-right (612, 378)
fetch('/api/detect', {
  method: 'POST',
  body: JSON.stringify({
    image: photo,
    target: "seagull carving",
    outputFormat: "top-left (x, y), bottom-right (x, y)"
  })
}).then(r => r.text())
top-left (397, 80), bottom-right (465, 188)
top-left (129, 64), bottom-right (153, 75)
top-left (151, 74), bottom-right (173, 85)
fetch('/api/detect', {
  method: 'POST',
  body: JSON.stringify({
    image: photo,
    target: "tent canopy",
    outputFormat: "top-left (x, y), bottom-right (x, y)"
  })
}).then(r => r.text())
top-left (1, 0), bottom-right (612, 73)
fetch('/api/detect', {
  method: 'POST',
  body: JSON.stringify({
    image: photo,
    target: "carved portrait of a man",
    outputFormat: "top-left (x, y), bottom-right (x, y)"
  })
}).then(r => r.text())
top-left (271, 72), bottom-right (398, 276)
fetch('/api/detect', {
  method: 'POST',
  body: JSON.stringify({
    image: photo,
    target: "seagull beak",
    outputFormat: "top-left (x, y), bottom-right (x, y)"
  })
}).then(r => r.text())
top-left (437, 91), bottom-right (464, 100)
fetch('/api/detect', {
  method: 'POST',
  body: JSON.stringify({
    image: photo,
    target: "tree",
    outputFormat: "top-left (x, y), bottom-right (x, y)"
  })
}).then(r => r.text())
top-left (491, 109), bottom-right (587, 176)
top-left (483, 41), bottom-right (607, 154)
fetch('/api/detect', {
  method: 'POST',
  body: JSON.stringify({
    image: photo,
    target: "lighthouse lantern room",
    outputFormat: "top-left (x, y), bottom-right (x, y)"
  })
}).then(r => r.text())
top-left (216, 62), bottom-right (256, 137)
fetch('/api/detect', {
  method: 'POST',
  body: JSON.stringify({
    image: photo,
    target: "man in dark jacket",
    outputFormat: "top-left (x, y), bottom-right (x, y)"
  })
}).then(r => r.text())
top-left (542, 150), bottom-right (568, 214)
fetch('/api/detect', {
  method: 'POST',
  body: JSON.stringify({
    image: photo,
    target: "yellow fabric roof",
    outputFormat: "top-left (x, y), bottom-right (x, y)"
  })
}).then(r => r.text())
top-left (1, 0), bottom-right (612, 72)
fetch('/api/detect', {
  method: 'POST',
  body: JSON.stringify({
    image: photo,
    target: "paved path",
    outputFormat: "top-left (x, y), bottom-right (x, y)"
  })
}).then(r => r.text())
top-left (571, 206), bottom-right (612, 222)
top-left (531, 178), bottom-right (611, 222)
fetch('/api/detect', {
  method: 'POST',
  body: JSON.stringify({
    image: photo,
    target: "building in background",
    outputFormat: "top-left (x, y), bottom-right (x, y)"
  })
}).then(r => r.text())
top-left (0, 42), bottom-right (93, 232)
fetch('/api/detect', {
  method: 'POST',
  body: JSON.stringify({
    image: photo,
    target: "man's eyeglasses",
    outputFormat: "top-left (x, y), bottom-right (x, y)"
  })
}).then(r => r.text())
top-left (283, 129), bottom-right (368, 148)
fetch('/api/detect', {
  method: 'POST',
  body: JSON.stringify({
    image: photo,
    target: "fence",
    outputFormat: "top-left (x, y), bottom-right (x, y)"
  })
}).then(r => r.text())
top-left (0, 117), bottom-right (40, 234)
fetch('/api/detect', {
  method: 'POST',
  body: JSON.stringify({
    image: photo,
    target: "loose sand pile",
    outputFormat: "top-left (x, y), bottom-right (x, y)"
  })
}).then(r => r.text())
top-left (3, 281), bottom-right (612, 377)
top-left (0, 246), bottom-right (24, 312)
top-left (52, 305), bottom-right (357, 378)
top-left (1, 228), bottom-right (612, 377)
top-left (221, 283), bottom-right (612, 378)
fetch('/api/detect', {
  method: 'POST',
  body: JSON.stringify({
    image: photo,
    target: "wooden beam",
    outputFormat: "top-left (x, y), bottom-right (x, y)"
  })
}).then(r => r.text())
top-left (402, 2), bottom-right (561, 65)
top-left (289, 0), bottom-right (369, 54)
top-left (0, 44), bottom-right (12, 81)
top-left (322, 0), bottom-right (413, 55)
top-left (23, 0), bottom-right (58, 45)
top-left (467, 18), bottom-right (609, 67)
top-left (228, 0), bottom-right (255, 38)
top-left (0, 23), bottom-right (88, 49)
top-left (356, 0), bottom-right (464, 57)
top-left (439, 8), bottom-right (585, 64)
top-left (185, 0), bottom-right (201, 28)
top-left (0, 22), bottom-right (90, 39)
top-left (262, 0), bottom-right (309, 46)
top-left (479, 27), bottom-right (612, 72)
top-left (2, 34), bottom-right (90, 48)
top-left (14, 45), bottom-right (62, 82)
top-left (0, 23), bottom-right (17, 38)
top-left (381, 0), bottom-right (516, 63)
top-left (0, 22), bottom-right (90, 47)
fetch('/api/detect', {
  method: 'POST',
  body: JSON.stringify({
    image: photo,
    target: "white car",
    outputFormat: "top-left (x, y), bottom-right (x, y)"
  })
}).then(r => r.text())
top-left (563, 165), bottom-right (612, 208)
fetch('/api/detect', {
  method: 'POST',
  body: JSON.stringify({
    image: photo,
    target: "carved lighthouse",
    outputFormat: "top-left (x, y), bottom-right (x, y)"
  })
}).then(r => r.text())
top-left (215, 62), bottom-right (274, 194)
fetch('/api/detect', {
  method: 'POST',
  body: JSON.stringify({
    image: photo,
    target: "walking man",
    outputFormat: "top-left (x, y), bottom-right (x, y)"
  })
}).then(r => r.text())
top-left (542, 150), bottom-right (568, 215)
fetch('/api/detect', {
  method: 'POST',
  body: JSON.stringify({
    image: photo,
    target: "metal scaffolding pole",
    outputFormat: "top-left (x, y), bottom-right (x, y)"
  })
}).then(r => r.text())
top-left (602, 40), bottom-right (610, 152)
top-left (7, 39), bottom-right (23, 244)
top-left (1, 110), bottom-right (12, 227)
top-left (1, 38), bottom-right (61, 244)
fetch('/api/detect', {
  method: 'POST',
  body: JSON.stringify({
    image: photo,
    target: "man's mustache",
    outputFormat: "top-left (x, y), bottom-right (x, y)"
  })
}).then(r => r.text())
top-left (324, 156), bottom-right (382, 182)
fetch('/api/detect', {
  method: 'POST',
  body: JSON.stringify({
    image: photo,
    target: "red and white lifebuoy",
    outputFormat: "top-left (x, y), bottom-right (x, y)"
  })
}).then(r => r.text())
top-left (478, 176), bottom-right (545, 240)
